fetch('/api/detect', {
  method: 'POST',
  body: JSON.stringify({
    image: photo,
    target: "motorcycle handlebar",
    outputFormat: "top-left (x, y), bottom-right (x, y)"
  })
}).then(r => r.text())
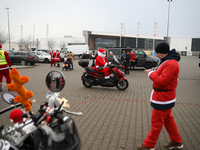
top-left (55, 113), bottom-right (70, 122)
top-left (62, 109), bottom-right (82, 116)
top-left (0, 103), bottom-right (22, 115)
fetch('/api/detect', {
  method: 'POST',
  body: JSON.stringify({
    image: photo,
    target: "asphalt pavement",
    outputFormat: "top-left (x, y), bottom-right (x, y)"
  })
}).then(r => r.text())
top-left (0, 56), bottom-right (200, 150)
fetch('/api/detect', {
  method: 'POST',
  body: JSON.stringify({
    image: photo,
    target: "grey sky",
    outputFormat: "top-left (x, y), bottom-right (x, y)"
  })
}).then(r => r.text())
top-left (1, 0), bottom-right (200, 41)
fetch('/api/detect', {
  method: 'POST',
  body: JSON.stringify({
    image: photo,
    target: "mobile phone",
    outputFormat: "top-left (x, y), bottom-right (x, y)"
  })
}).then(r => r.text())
top-left (143, 67), bottom-right (147, 70)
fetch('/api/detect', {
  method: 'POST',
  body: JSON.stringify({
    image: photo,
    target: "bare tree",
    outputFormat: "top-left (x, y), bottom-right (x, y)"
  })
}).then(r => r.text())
top-left (0, 27), bottom-right (8, 44)
top-left (18, 36), bottom-right (32, 51)
top-left (18, 38), bottom-right (25, 51)
top-left (47, 39), bottom-right (55, 50)
top-left (60, 42), bottom-right (66, 50)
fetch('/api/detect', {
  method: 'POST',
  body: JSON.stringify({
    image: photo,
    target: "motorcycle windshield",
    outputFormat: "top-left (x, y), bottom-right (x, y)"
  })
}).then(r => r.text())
top-left (113, 55), bottom-right (120, 64)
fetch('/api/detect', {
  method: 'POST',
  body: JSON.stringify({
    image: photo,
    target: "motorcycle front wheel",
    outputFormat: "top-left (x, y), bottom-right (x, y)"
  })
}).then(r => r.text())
top-left (116, 79), bottom-right (128, 91)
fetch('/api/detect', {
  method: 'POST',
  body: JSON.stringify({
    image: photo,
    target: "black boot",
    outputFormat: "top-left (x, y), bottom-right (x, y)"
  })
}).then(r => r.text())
top-left (105, 79), bottom-right (112, 84)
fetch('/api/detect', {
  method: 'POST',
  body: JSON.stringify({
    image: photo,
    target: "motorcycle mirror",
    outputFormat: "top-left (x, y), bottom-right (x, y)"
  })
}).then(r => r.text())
top-left (45, 70), bottom-right (65, 92)
top-left (2, 93), bottom-right (16, 104)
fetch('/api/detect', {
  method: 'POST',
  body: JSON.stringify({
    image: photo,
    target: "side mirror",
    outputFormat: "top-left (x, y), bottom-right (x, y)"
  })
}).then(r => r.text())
top-left (2, 93), bottom-right (16, 104)
top-left (45, 70), bottom-right (65, 92)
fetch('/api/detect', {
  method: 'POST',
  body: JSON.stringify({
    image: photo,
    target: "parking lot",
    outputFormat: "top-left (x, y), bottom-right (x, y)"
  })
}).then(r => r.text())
top-left (0, 56), bottom-right (200, 150)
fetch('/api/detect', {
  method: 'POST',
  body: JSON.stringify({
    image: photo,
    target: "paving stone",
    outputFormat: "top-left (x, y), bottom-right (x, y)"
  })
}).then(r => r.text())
top-left (0, 57), bottom-right (199, 149)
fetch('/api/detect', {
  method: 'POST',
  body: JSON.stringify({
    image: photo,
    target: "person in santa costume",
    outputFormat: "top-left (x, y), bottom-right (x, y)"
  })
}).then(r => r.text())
top-left (130, 49), bottom-right (137, 70)
top-left (49, 49), bottom-right (56, 67)
top-left (93, 48), bottom-right (112, 83)
top-left (137, 42), bottom-right (183, 150)
top-left (0, 44), bottom-right (12, 92)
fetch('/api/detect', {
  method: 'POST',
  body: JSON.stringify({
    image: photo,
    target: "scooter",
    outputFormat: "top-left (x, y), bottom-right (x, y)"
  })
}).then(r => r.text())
top-left (78, 56), bottom-right (129, 91)
top-left (0, 70), bottom-right (82, 150)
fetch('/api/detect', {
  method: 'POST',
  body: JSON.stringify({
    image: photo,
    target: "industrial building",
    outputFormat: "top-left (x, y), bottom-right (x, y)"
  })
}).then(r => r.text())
top-left (83, 30), bottom-right (200, 56)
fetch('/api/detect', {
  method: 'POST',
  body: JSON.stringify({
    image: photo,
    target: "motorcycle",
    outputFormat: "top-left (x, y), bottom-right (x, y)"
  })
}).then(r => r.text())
top-left (0, 70), bottom-right (82, 150)
top-left (78, 56), bottom-right (129, 91)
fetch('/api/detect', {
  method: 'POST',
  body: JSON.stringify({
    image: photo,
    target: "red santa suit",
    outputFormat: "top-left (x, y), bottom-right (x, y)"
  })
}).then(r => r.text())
top-left (55, 51), bottom-right (61, 62)
top-left (93, 49), bottom-right (111, 79)
top-left (142, 49), bottom-right (182, 148)
top-left (0, 46), bottom-right (12, 89)
top-left (49, 50), bottom-right (56, 66)
top-left (130, 51), bottom-right (136, 62)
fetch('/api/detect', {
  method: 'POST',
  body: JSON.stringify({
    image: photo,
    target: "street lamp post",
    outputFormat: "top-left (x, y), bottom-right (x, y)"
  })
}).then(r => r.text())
top-left (167, 0), bottom-right (172, 44)
top-left (5, 7), bottom-right (11, 50)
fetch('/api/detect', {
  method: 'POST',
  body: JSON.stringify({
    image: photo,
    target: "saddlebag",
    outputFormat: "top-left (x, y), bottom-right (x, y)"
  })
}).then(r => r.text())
top-left (78, 60), bottom-right (89, 68)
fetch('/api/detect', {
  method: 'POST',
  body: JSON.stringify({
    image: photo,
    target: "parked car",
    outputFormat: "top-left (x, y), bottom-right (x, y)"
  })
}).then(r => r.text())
top-left (5, 50), bottom-right (18, 53)
top-left (107, 48), bottom-right (159, 69)
top-left (35, 49), bottom-right (51, 54)
top-left (135, 49), bottom-right (159, 69)
top-left (31, 51), bottom-right (50, 63)
top-left (8, 51), bottom-right (39, 66)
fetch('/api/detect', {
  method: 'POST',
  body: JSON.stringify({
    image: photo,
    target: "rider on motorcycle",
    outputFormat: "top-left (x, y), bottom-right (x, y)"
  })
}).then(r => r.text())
top-left (93, 48), bottom-right (112, 83)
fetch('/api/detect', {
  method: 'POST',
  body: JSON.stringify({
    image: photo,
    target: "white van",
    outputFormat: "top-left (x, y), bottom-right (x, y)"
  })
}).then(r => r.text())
top-left (64, 45), bottom-right (89, 58)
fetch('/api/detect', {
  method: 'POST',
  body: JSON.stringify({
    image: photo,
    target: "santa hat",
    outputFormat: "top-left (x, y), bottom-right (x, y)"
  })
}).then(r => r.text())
top-left (98, 48), bottom-right (106, 58)
top-left (0, 44), bottom-right (2, 49)
top-left (155, 42), bottom-right (169, 54)
top-left (9, 109), bottom-right (23, 123)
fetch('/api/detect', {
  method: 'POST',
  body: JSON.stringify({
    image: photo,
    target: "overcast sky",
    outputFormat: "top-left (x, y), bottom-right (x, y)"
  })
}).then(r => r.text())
top-left (1, 0), bottom-right (200, 42)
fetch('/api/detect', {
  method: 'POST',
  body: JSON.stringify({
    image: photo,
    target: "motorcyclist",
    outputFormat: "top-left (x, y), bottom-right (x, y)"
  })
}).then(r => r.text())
top-left (93, 48), bottom-right (112, 83)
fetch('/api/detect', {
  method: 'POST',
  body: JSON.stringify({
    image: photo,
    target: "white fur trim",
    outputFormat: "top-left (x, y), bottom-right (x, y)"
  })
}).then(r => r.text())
top-left (148, 70), bottom-right (154, 77)
top-left (150, 90), bottom-right (176, 104)
top-left (105, 76), bottom-right (110, 79)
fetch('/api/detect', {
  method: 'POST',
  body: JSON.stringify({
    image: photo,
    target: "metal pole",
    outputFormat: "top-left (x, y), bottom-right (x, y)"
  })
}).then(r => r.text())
top-left (120, 35), bottom-right (121, 47)
top-left (136, 37), bottom-right (138, 48)
top-left (167, 0), bottom-right (172, 44)
top-left (5, 7), bottom-right (11, 50)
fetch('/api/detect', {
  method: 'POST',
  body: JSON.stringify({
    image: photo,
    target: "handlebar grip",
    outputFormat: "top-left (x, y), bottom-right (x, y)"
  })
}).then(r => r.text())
top-left (55, 113), bottom-right (70, 122)
top-left (62, 109), bottom-right (82, 116)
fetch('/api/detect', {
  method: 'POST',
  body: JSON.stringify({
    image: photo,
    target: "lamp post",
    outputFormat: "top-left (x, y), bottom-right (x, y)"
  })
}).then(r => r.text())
top-left (167, 0), bottom-right (172, 44)
top-left (5, 7), bottom-right (11, 50)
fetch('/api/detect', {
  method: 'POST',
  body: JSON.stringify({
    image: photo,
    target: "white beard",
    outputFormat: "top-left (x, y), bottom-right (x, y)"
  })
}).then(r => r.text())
top-left (98, 51), bottom-right (105, 58)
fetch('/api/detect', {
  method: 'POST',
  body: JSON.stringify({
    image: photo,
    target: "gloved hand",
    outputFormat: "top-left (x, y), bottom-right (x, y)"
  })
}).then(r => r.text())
top-left (110, 64), bottom-right (115, 68)
top-left (98, 66), bottom-right (103, 71)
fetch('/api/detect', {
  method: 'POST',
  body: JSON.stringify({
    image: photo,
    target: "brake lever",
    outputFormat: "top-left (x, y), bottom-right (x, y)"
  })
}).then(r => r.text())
top-left (62, 109), bottom-right (82, 116)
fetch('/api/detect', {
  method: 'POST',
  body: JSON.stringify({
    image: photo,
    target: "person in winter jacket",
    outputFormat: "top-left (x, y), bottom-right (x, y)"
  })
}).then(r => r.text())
top-left (107, 51), bottom-right (114, 62)
top-left (137, 42), bottom-right (183, 150)
top-left (0, 44), bottom-right (12, 92)
top-left (67, 51), bottom-right (74, 70)
top-left (124, 51), bottom-right (131, 74)
top-left (93, 48), bottom-right (112, 83)
top-left (49, 50), bottom-right (56, 67)
top-left (90, 51), bottom-right (96, 67)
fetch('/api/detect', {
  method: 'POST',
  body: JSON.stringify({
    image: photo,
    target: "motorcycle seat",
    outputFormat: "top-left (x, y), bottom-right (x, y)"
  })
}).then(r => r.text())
top-left (85, 67), bottom-right (105, 76)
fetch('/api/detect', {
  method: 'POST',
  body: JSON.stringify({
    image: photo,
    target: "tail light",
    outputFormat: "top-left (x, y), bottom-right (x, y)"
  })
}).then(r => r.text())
top-left (29, 57), bottom-right (34, 59)
top-left (122, 66), bottom-right (125, 69)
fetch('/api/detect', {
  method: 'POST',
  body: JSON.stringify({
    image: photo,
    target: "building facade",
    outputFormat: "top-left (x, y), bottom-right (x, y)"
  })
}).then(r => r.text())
top-left (83, 30), bottom-right (200, 56)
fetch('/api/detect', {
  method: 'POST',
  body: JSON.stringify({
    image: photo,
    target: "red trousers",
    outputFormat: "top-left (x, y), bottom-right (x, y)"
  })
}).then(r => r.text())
top-left (99, 67), bottom-right (111, 79)
top-left (0, 69), bottom-right (11, 87)
top-left (51, 59), bottom-right (55, 66)
top-left (143, 108), bottom-right (182, 148)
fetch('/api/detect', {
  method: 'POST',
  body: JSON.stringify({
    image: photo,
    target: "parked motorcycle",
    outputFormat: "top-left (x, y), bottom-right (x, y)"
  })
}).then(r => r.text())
top-left (0, 70), bottom-right (82, 150)
top-left (78, 56), bottom-right (129, 91)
